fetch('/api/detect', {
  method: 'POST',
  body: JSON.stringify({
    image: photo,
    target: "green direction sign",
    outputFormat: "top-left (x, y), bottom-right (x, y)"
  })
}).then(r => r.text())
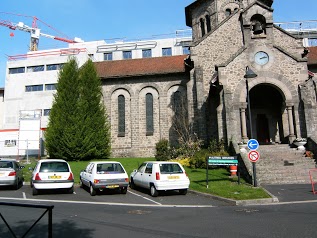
top-left (207, 156), bottom-right (238, 165)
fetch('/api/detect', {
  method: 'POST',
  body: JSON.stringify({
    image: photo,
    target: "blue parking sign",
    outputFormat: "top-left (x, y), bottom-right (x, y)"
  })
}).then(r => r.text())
top-left (247, 139), bottom-right (259, 150)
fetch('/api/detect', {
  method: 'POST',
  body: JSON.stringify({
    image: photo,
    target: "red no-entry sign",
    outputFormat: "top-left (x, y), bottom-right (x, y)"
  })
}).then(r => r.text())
top-left (248, 150), bottom-right (260, 162)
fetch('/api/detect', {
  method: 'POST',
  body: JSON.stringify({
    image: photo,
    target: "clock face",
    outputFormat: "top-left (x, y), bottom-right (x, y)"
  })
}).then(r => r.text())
top-left (255, 51), bottom-right (269, 65)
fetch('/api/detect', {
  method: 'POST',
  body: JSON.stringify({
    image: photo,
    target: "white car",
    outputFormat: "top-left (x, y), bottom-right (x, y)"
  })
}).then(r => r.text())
top-left (30, 159), bottom-right (74, 195)
top-left (79, 161), bottom-right (129, 196)
top-left (130, 161), bottom-right (190, 197)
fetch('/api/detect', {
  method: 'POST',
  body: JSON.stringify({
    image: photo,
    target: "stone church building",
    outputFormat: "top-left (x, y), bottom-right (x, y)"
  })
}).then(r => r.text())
top-left (96, 0), bottom-right (317, 183)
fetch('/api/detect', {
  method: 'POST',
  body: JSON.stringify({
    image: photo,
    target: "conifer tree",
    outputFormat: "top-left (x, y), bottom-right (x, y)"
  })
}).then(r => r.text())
top-left (77, 59), bottom-right (111, 160)
top-left (45, 58), bottom-right (82, 160)
top-left (45, 58), bottom-right (111, 161)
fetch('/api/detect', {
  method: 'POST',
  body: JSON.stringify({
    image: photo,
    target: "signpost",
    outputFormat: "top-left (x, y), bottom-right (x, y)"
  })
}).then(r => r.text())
top-left (248, 150), bottom-right (260, 162)
top-left (247, 139), bottom-right (259, 187)
top-left (206, 156), bottom-right (239, 188)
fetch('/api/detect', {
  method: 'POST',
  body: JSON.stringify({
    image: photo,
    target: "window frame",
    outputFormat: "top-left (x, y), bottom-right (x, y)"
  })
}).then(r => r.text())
top-left (123, 51), bottom-right (132, 59)
top-left (142, 49), bottom-right (152, 58)
top-left (162, 47), bottom-right (172, 56)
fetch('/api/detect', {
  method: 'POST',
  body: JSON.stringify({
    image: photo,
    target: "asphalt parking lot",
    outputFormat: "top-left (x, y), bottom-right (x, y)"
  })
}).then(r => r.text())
top-left (0, 185), bottom-right (232, 207)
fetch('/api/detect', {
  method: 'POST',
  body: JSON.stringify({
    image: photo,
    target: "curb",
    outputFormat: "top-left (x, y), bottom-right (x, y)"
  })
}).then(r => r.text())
top-left (189, 188), bottom-right (279, 206)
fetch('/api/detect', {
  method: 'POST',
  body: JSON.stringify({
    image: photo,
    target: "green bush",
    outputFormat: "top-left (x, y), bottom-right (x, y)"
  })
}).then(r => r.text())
top-left (155, 139), bottom-right (170, 161)
top-left (189, 149), bottom-right (209, 168)
top-left (189, 139), bottom-right (231, 169)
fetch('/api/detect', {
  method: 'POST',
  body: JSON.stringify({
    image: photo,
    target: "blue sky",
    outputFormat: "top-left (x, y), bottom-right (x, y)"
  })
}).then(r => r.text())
top-left (0, 0), bottom-right (316, 88)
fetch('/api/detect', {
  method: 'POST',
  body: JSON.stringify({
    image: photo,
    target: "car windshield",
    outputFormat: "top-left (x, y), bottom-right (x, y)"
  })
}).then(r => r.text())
top-left (39, 162), bottom-right (69, 173)
top-left (96, 163), bottom-right (124, 174)
top-left (159, 163), bottom-right (183, 174)
top-left (0, 161), bottom-right (14, 169)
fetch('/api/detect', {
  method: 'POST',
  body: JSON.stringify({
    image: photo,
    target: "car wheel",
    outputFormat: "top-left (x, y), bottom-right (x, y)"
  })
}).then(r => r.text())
top-left (150, 185), bottom-right (158, 197)
top-left (130, 178), bottom-right (136, 189)
top-left (79, 178), bottom-right (84, 188)
top-left (13, 179), bottom-right (19, 190)
top-left (179, 189), bottom-right (188, 195)
top-left (32, 187), bottom-right (38, 196)
top-left (121, 187), bottom-right (128, 194)
top-left (89, 184), bottom-right (96, 196)
top-left (68, 186), bottom-right (74, 194)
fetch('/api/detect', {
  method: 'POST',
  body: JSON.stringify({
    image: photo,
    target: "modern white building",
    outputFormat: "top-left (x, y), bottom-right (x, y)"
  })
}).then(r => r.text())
top-left (1, 33), bottom-right (192, 157)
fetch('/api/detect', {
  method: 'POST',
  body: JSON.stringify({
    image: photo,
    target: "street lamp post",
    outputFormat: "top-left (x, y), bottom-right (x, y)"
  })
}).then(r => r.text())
top-left (244, 66), bottom-right (258, 187)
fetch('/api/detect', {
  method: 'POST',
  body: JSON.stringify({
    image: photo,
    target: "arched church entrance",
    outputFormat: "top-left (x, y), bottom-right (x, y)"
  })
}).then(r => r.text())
top-left (249, 84), bottom-right (285, 144)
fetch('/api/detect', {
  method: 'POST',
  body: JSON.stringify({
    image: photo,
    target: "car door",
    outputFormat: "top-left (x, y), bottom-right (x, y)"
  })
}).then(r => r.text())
top-left (132, 163), bottom-right (146, 187)
top-left (81, 163), bottom-right (93, 186)
top-left (142, 163), bottom-right (153, 189)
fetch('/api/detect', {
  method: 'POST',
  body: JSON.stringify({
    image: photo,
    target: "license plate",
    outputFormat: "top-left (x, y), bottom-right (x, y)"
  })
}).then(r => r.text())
top-left (168, 176), bottom-right (179, 179)
top-left (48, 176), bottom-right (61, 179)
top-left (106, 185), bottom-right (119, 188)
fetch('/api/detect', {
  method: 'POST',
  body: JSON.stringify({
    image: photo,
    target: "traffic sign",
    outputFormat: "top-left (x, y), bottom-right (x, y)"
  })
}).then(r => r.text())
top-left (247, 139), bottom-right (259, 150)
top-left (248, 150), bottom-right (260, 162)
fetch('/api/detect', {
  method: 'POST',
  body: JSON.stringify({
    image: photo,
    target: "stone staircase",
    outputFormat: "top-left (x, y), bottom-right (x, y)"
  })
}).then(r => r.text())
top-left (255, 144), bottom-right (316, 185)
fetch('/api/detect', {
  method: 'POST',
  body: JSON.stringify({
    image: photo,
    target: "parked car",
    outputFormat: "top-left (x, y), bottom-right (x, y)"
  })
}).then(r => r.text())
top-left (30, 159), bottom-right (74, 195)
top-left (0, 159), bottom-right (24, 190)
top-left (130, 161), bottom-right (190, 197)
top-left (80, 161), bottom-right (129, 196)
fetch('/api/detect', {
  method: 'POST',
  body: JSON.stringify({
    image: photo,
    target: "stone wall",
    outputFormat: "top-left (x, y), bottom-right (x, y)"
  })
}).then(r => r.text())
top-left (102, 73), bottom-right (189, 158)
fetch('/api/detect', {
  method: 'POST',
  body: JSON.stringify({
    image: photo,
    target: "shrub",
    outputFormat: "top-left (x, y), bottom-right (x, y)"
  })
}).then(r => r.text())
top-left (155, 139), bottom-right (170, 161)
top-left (169, 157), bottom-right (191, 167)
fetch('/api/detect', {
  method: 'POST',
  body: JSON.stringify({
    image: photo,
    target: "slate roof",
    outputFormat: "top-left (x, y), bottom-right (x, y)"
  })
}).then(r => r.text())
top-left (94, 55), bottom-right (188, 79)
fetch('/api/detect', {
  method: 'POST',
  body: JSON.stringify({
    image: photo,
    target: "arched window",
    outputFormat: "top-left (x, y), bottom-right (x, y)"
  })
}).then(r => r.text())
top-left (118, 95), bottom-right (125, 136)
top-left (173, 91), bottom-right (182, 114)
top-left (146, 93), bottom-right (154, 135)
top-left (200, 18), bottom-right (206, 37)
top-left (225, 9), bottom-right (231, 17)
top-left (205, 15), bottom-right (211, 33)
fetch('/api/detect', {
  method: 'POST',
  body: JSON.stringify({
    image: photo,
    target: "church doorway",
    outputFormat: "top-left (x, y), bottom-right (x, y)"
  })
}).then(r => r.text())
top-left (248, 84), bottom-right (284, 144)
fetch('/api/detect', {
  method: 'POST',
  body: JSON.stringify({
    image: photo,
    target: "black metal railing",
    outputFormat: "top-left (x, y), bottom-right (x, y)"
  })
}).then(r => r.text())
top-left (0, 201), bottom-right (54, 238)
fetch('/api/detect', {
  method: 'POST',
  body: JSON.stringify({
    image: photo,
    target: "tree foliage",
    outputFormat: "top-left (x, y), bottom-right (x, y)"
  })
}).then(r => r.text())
top-left (45, 58), bottom-right (111, 160)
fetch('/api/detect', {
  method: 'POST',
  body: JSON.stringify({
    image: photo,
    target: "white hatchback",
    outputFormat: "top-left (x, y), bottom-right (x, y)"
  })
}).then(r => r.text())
top-left (30, 159), bottom-right (74, 195)
top-left (130, 161), bottom-right (190, 197)
top-left (80, 161), bottom-right (129, 196)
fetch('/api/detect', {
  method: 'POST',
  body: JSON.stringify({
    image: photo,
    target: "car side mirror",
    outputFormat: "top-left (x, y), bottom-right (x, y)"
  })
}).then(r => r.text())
top-left (133, 169), bottom-right (137, 173)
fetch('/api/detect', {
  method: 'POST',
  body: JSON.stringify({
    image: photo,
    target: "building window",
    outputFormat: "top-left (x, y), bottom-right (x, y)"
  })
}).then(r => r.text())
top-left (225, 9), bottom-right (232, 17)
top-left (46, 64), bottom-right (63, 71)
top-left (162, 47), bottom-right (172, 56)
top-left (43, 109), bottom-right (51, 116)
top-left (45, 84), bottom-right (57, 91)
top-left (118, 95), bottom-right (125, 137)
top-left (200, 18), bottom-right (205, 37)
top-left (123, 51), bottom-right (132, 59)
top-left (104, 52), bottom-right (113, 61)
top-left (173, 91), bottom-right (182, 114)
top-left (9, 67), bottom-right (25, 74)
top-left (183, 46), bottom-right (190, 55)
top-left (4, 140), bottom-right (16, 147)
top-left (27, 65), bottom-right (44, 72)
top-left (142, 49), bottom-right (152, 58)
top-left (308, 39), bottom-right (317, 46)
top-left (25, 85), bottom-right (43, 92)
top-left (146, 93), bottom-right (154, 135)
top-left (206, 15), bottom-right (211, 32)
